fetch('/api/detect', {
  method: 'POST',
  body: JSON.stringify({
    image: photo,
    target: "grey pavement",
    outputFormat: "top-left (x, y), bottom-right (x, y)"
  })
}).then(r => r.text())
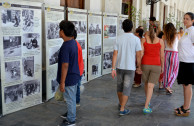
top-left (0, 74), bottom-right (194, 126)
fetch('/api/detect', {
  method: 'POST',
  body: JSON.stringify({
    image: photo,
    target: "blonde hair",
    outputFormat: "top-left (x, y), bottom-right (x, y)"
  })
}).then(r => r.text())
top-left (155, 21), bottom-right (161, 35)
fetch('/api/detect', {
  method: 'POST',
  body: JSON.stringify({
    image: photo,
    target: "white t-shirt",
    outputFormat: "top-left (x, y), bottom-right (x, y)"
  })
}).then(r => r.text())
top-left (178, 26), bottom-right (194, 63)
top-left (165, 36), bottom-right (179, 52)
top-left (114, 33), bottom-right (142, 70)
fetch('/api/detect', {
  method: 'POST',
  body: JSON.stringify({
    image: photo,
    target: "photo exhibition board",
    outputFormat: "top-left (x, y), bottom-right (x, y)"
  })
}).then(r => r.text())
top-left (68, 8), bottom-right (87, 84)
top-left (88, 11), bottom-right (102, 81)
top-left (102, 12), bottom-right (117, 75)
top-left (0, 1), bottom-right (42, 115)
top-left (118, 15), bottom-right (128, 36)
top-left (44, 5), bottom-right (64, 101)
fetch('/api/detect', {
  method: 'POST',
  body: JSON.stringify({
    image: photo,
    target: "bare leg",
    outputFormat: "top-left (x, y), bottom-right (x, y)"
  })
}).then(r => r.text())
top-left (117, 92), bottom-right (122, 105)
top-left (144, 83), bottom-right (148, 97)
top-left (145, 83), bottom-right (155, 108)
top-left (183, 84), bottom-right (192, 110)
top-left (120, 95), bottom-right (128, 111)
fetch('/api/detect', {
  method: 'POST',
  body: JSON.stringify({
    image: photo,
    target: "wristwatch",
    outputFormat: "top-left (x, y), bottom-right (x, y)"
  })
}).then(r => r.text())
top-left (111, 68), bottom-right (116, 71)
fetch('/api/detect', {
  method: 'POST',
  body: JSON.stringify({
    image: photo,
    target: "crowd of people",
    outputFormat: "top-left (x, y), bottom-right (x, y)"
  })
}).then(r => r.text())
top-left (56, 12), bottom-right (193, 126)
top-left (111, 12), bottom-right (194, 116)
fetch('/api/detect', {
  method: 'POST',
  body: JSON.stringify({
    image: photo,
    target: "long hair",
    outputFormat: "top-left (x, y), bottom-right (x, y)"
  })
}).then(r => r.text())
top-left (164, 23), bottom-right (176, 48)
top-left (149, 21), bottom-right (158, 43)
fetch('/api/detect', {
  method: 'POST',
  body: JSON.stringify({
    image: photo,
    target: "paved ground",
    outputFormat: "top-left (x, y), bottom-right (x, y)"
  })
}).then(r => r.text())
top-left (0, 74), bottom-right (194, 126)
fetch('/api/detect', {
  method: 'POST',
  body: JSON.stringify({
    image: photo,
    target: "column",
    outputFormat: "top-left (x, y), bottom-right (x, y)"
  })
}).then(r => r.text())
top-left (104, 0), bottom-right (122, 14)
top-left (85, 0), bottom-right (102, 12)
top-left (153, 2), bottom-right (160, 21)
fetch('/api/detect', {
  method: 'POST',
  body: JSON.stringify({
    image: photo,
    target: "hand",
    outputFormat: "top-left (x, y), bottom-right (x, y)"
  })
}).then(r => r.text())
top-left (136, 67), bottom-right (142, 74)
top-left (60, 83), bottom-right (65, 92)
top-left (111, 70), bottom-right (116, 79)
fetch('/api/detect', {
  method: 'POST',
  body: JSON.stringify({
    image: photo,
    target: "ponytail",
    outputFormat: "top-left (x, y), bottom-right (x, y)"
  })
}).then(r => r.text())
top-left (149, 22), bottom-right (158, 43)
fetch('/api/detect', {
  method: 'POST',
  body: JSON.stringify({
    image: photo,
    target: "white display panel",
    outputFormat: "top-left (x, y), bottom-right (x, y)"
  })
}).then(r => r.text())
top-left (0, 1), bottom-right (42, 115)
top-left (118, 15), bottom-right (128, 36)
top-left (88, 11), bottom-right (102, 81)
top-left (68, 8), bottom-right (87, 84)
top-left (102, 12), bottom-right (117, 75)
top-left (44, 6), bottom-right (64, 101)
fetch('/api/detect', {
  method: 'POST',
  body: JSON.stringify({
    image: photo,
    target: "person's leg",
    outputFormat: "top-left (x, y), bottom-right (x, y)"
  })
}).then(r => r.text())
top-left (117, 92), bottom-right (123, 105)
top-left (144, 83), bottom-right (148, 97)
top-left (64, 84), bottom-right (77, 123)
top-left (117, 69), bottom-right (123, 106)
top-left (120, 70), bottom-right (134, 111)
top-left (76, 78), bottom-right (81, 104)
top-left (145, 83), bottom-right (154, 108)
top-left (183, 84), bottom-right (192, 110)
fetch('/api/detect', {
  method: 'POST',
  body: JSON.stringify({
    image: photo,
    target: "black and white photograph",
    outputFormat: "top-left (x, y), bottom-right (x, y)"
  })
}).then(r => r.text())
top-left (23, 80), bottom-right (40, 96)
top-left (1, 9), bottom-right (21, 27)
top-left (103, 52), bottom-right (113, 69)
top-left (49, 46), bottom-right (60, 65)
top-left (3, 36), bottom-right (22, 58)
top-left (51, 79), bottom-right (58, 94)
top-left (89, 23), bottom-right (101, 34)
top-left (89, 46), bottom-right (101, 57)
top-left (22, 57), bottom-right (34, 81)
top-left (89, 47), bottom-right (95, 57)
top-left (92, 64), bottom-right (98, 75)
top-left (77, 40), bottom-right (85, 50)
top-left (5, 61), bottom-right (21, 83)
top-left (4, 84), bottom-right (23, 104)
top-left (104, 25), bottom-right (117, 38)
top-left (95, 46), bottom-right (101, 56)
top-left (22, 33), bottom-right (40, 51)
top-left (71, 21), bottom-right (87, 34)
top-left (22, 9), bottom-right (34, 32)
top-left (47, 22), bottom-right (60, 39)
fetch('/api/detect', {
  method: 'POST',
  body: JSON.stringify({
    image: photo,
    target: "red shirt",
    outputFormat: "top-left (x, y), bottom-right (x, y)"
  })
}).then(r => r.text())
top-left (76, 40), bottom-right (84, 76)
top-left (142, 41), bottom-right (161, 66)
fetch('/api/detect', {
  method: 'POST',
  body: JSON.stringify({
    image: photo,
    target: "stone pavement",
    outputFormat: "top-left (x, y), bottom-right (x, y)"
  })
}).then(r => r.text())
top-left (0, 74), bottom-right (194, 126)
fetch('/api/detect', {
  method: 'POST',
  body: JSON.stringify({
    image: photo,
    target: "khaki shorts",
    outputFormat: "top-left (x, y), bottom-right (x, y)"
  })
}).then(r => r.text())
top-left (142, 65), bottom-right (161, 84)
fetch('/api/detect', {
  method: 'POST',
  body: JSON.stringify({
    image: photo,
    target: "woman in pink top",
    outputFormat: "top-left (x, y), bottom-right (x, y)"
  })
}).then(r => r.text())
top-left (141, 22), bottom-right (164, 114)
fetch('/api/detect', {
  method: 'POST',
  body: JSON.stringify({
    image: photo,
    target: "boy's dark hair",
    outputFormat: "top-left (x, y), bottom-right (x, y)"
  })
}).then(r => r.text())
top-left (122, 19), bottom-right (133, 32)
top-left (59, 20), bottom-right (75, 37)
top-left (135, 28), bottom-right (144, 38)
top-left (180, 27), bottom-right (183, 30)
top-left (149, 17), bottom-right (156, 21)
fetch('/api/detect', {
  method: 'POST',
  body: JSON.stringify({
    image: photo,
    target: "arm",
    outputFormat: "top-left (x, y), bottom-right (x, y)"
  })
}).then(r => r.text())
top-left (141, 38), bottom-right (145, 57)
top-left (160, 39), bottom-right (165, 73)
top-left (60, 63), bottom-right (69, 92)
top-left (136, 50), bottom-right (142, 74)
top-left (111, 50), bottom-right (118, 79)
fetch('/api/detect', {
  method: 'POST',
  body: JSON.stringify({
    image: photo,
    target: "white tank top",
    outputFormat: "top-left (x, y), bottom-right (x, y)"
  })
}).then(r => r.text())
top-left (165, 36), bottom-right (178, 52)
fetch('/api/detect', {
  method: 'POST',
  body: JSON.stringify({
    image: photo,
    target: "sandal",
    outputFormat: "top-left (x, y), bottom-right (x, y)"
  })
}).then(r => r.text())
top-left (174, 106), bottom-right (183, 113)
top-left (175, 106), bottom-right (190, 117)
top-left (166, 88), bottom-right (173, 95)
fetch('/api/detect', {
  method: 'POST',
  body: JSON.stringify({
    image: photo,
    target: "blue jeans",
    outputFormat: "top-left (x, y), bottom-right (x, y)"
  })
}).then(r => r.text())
top-left (76, 78), bottom-right (81, 104)
top-left (63, 84), bottom-right (77, 122)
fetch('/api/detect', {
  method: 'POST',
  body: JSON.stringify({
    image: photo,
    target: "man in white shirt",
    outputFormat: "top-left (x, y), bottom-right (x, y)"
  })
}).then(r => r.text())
top-left (112, 19), bottom-right (142, 116)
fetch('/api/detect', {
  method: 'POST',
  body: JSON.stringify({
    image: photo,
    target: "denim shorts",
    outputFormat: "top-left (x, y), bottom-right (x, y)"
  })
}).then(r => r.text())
top-left (116, 69), bottom-right (135, 96)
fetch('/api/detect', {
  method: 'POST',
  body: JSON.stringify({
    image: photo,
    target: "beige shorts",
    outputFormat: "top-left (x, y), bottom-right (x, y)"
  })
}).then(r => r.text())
top-left (142, 65), bottom-right (161, 84)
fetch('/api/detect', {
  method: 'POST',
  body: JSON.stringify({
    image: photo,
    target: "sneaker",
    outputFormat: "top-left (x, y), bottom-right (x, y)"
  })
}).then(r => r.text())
top-left (148, 102), bottom-right (151, 107)
top-left (62, 119), bottom-right (75, 126)
top-left (143, 107), bottom-right (152, 114)
top-left (60, 112), bottom-right (67, 119)
top-left (76, 103), bottom-right (80, 107)
top-left (119, 109), bottom-right (130, 116)
top-left (133, 84), bottom-right (141, 88)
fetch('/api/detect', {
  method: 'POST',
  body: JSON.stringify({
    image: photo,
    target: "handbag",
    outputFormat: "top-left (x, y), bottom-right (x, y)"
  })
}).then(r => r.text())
top-left (54, 86), bottom-right (64, 101)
